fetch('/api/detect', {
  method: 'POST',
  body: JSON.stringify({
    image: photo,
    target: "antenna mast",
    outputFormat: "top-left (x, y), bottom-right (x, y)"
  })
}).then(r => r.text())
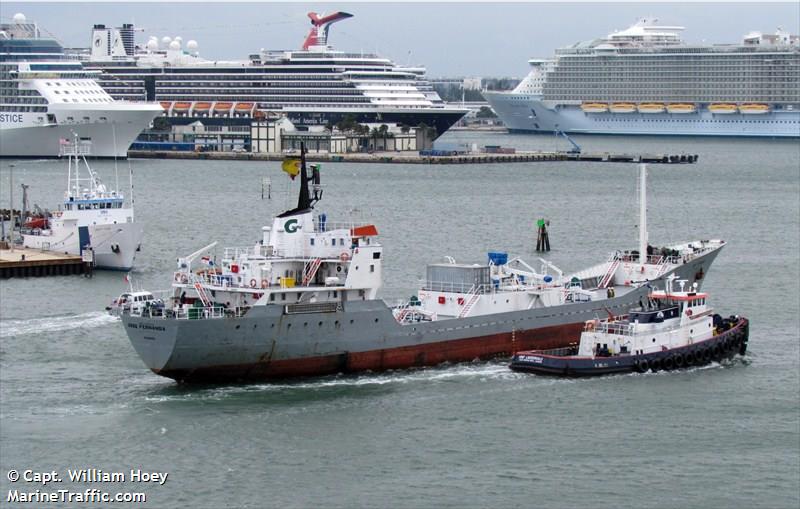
top-left (639, 163), bottom-right (648, 266)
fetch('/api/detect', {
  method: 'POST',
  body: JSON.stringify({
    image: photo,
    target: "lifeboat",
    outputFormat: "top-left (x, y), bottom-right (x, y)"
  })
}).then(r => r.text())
top-left (739, 103), bottom-right (770, 114)
top-left (214, 102), bottom-right (233, 113)
top-left (581, 102), bottom-right (608, 113)
top-left (253, 110), bottom-right (266, 120)
top-left (667, 103), bottom-right (697, 114)
top-left (172, 102), bottom-right (191, 112)
top-left (159, 101), bottom-right (172, 112)
top-left (24, 217), bottom-right (48, 229)
top-left (235, 102), bottom-right (254, 112)
top-left (609, 103), bottom-right (636, 113)
top-left (708, 103), bottom-right (737, 114)
top-left (638, 103), bottom-right (665, 114)
top-left (193, 102), bottom-right (212, 112)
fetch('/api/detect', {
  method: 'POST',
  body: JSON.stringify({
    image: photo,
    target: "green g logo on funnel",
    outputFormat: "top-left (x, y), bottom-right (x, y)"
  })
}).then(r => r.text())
top-left (284, 219), bottom-right (300, 233)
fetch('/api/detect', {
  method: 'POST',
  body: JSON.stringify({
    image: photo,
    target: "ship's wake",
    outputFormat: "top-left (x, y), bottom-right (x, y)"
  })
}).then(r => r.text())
top-left (0, 311), bottom-right (116, 338)
top-left (142, 361), bottom-right (526, 402)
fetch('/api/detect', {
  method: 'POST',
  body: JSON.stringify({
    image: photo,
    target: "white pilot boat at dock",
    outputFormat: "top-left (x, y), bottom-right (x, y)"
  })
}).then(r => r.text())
top-left (20, 137), bottom-right (143, 270)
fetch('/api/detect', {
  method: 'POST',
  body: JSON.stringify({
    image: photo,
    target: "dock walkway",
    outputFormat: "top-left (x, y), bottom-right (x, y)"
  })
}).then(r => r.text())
top-left (0, 246), bottom-right (89, 278)
top-left (128, 150), bottom-right (698, 165)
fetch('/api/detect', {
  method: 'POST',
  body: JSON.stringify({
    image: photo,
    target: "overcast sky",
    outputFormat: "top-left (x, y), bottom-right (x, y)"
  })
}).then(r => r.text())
top-left (3, 2), bottom-right (799, 77)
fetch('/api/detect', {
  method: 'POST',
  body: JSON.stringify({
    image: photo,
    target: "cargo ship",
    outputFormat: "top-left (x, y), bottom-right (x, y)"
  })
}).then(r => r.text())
top-left (483, 18), bottom-right (800, 137)
top-left (116, 155), bottom-right (724, 382)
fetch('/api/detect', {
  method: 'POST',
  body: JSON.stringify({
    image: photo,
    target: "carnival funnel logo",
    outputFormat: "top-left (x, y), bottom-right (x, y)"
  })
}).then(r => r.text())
top-left (284, 219), bottom-right (300, 233)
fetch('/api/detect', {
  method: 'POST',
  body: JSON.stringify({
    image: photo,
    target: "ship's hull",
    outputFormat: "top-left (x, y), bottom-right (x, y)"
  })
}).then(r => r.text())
top-left (161, 106), bottom-right (467, 140)
top-left (509, 317), bottom-right (748, 377)
top-left (122, 248), bottom-right (720, 382)
top-left (482, 92), bottom-right (800, 138)
top-left (23, 221), bottom-right (143, 270)
top-left (0, 104), bottom-right (162, 158)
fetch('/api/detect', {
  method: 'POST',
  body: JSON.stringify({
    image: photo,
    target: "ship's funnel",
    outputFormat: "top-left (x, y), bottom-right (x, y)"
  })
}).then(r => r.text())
top-left (302, 11), bottom-right (353, 50)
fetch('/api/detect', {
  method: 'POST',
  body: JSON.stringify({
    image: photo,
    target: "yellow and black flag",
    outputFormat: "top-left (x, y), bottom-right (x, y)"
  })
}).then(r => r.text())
top-left (281, 158), bottom-right (301, 180)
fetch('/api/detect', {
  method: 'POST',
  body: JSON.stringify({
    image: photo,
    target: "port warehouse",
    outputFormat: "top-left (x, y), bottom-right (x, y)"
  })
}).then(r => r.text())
top-left (134, 116), bottom-right (430, 154)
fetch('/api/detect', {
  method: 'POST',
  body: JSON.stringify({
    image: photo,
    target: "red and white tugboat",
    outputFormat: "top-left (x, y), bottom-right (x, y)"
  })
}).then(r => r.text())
top-left (509, 276), bottom-right (749, 377)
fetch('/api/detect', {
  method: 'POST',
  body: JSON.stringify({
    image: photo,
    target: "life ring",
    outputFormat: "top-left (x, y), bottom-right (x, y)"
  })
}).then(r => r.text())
top-left (339, 252), bottom-right (350, 262)
top-left (261, 279), bottom-right (269, 289)
top-left (249, 278), bottom-right (257, 288)
top-left (174, 273), bottom-right (181, 282)
top-left (584, 320), bottom-right (596, 332)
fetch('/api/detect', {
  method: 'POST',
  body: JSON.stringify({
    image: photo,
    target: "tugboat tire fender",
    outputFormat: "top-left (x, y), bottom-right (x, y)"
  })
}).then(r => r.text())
top-left (635, 359), bottom-right (649, 373)
top-left (702, 348), bottom-right (712, 363)
top-left (674, 353), bottom-right (685, 367)
top-left (713, 345), bottom-right (722, 359)
top-left (650, 358), bottom-right (661, 372)
top-left (663, 356), bottom-right (675, 370)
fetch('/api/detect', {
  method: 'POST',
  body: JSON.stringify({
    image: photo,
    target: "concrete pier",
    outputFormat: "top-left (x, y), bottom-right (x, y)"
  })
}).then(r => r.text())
top-left (0, 246), bottom-right (90, 278)
top-left (128, 150), bottom-right (699, 165)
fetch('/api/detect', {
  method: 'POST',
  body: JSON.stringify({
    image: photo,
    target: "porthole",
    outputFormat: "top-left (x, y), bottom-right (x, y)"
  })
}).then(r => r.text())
top-left (350, 319), bottom-right (354, 324)
top-left (318, 321), bottom-right (323, 327)
top-left (374, 318), bottom-right (379, 323)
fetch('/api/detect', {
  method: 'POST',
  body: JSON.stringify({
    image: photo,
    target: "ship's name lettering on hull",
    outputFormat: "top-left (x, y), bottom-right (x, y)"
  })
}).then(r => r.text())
top-left (0, 114), bottom-right (23, 123)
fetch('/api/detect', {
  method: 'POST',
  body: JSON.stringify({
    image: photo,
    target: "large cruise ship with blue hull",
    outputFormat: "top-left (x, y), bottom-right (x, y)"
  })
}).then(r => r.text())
top-left (484, 19), bottom-right (800, 138)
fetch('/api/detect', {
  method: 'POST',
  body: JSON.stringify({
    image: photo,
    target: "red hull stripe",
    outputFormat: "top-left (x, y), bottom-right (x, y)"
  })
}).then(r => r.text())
top-left (157, 322), bottom-right (585, 382)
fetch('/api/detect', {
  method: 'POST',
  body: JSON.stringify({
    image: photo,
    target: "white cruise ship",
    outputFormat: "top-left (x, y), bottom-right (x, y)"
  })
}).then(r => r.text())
top-left (0, 14), bottom-right (162, 158)
top-left (81, 12), bottom-right (467, 138)
top-left (483, 19), bottom-right (800, 137)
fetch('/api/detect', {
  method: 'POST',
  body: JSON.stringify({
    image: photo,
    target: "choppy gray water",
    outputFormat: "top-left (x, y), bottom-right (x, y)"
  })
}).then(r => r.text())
top-left (1, 133), bottom-right (798, 508)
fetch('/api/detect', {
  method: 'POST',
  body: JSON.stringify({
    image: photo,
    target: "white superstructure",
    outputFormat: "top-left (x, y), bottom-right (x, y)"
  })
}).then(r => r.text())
top-left (21, 138), bottom-right (143, 270)
top-left (0, 14), bottom-right (162, 157)
top-left (484, 18), bottom-right (800, 137)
